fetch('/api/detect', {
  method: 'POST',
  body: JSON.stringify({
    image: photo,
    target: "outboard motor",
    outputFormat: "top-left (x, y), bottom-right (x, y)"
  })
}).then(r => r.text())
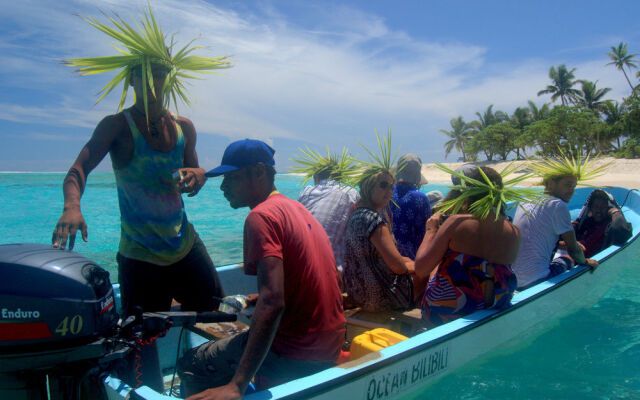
top-left (0, 243), bottom-right (120, 399)
top-left (0, 243), bottom-right (237, 399)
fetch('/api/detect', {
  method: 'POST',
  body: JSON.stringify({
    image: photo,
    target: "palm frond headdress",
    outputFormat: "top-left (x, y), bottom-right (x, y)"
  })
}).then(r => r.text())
top-left (63, 3), bottom-right (231, 124)
top-left (347, 127), bottom-right (402, 190)
top-left (435, 163), bottom-right (543, 220)
top-left (289, 147), bottom-right (359, 186)
top-left (529, 151), bottom-right (610, 186)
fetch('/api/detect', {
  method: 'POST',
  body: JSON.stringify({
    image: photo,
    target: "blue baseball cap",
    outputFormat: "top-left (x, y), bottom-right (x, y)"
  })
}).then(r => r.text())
top-left (206, 139), bottom-right (276, 177)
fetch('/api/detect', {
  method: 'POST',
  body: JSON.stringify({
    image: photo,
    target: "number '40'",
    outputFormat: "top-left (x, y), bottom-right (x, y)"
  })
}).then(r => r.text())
top-left (55, 315), bottom-right (83, 336)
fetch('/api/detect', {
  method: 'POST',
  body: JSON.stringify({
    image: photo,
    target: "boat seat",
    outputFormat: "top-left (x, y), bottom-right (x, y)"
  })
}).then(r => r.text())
top-left (190, 321), bottom-right (250, 341)
top-left (174, 298), bottom-right (255, 341)
top-left (345, 307), bottom-right (426, 341)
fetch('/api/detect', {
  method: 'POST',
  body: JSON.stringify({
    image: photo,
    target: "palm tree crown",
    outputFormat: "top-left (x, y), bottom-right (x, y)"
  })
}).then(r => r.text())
top-left (472, 104), bottom-right (508, 129)
top-left (574, 80), bottom-right (612, 115)
top-left (606, 42), bottom-right (638, 92)
top-left (440, 116), bottom-right (473, 161)
top-left (537, 64), bottom-right (580, 105)
top-left (527, 100), bottom-right (551, 121)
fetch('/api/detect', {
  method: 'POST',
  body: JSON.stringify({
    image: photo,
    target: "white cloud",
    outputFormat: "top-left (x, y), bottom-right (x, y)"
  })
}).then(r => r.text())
top-left (1, 0), bottom-right (637, 167)
top-left (0, 102), bottom-right (105, 129)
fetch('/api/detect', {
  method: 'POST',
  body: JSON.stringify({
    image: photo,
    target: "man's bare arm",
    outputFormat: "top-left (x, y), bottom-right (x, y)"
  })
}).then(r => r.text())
top-left (52, 115), bottom-right (120, 249)
top-left (186, 256), bottom-right (285, 400)
top-left (560, 229), bottom-right (599, 271)
top-left (178, 117), bottom-right (207, 197)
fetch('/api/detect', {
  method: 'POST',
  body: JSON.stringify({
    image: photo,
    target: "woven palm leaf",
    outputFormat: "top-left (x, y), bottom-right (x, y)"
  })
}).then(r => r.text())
top-left (290, 147), bottom-right (359, 186)
top-left (345, 127), bottom-right (403, 189)
top-left (529, 151), bottom-right (610, 185)
top-left (63, 3), bottom-right (231, 124)
top-left (435, 162), bottom-right (544, 220)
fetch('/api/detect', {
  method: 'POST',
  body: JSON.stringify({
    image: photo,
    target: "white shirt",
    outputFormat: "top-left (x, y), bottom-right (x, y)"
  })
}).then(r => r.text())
top-left (298, 180), bottom-right (360, 273)
top-left (511, 197), bottom-right (573, 288)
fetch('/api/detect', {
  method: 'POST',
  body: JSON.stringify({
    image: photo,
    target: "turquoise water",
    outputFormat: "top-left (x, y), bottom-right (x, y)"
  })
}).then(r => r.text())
top-left (0, 172), bottom-right (330, 271)
top-left (1, 173), bottom-right (639, 398)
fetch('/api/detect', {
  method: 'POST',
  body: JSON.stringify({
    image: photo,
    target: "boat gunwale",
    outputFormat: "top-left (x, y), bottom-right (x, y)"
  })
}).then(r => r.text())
top-left (250, 187), bottom-right (640, 399)
top-left (111, 186), bottom-right (639, 400)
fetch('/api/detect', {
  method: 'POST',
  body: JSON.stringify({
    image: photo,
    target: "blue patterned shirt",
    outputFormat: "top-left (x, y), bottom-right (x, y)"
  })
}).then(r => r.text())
top-left (391, 183), bottom-right (432, 260)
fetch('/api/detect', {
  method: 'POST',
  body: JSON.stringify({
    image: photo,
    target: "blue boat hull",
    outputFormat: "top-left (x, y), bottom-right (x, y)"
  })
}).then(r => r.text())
top-left (105, 186), bottom-right (640, 400)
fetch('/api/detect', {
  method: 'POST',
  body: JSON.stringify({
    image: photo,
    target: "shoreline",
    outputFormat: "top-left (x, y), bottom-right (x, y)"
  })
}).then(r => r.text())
top-left (421, 157), bottom-right (640, 189)
top-left (2, 157), bottom-right (639, 189)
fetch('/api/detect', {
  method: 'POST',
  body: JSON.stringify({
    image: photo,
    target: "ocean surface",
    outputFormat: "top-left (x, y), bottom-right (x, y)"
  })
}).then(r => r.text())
top-left (1, 172), bottom-right (639, 399)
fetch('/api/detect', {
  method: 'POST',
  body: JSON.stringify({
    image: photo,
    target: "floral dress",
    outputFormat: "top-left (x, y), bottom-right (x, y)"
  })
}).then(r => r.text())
top-left (343, 207), bottom-right (413, 312)
top-left (421, 250), bottom-right (517, 326)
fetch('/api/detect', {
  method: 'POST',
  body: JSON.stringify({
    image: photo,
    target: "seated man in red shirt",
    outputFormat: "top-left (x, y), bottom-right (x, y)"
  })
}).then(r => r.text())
top-left (178, 139), bottom-right (346, 400)
top-left (573, 189), bottom-right (632, 258)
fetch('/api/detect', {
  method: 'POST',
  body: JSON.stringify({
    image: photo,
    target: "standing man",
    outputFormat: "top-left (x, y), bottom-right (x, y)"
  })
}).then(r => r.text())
top-left (51, 6), bottom-right (229, 316)
top-left (391, 153), bottom-right (431, 260)
top-left (178, 139), bottom-right (346, 399)
top-left (511, 169), bottom-right (599, 289)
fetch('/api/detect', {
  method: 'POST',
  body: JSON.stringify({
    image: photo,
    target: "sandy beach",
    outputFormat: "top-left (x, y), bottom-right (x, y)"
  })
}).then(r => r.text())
top-left (422, 157), bottom-right (640, 189)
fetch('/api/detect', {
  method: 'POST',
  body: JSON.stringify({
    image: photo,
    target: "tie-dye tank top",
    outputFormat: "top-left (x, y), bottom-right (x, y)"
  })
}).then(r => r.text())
top-left (113, 110), bottom-right (195, 265)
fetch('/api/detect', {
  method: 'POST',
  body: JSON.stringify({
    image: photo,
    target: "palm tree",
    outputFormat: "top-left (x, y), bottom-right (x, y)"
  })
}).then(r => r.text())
top-left (602, 101), bottom-right (627, 150)
top-left (510, 107), bottom-right (532, 159)
top-left (440, 116), bottom-right (473, 161)
top-left (537, 64), bottom-right (580, 105)
top-left (606, 42), bottom-right (638, 92)
top-left (472, 104), bottom-right (508, 129)
top-left (511, 107), bottom-right (531, 129)
top-left (574, 80), bottom-right (612, 115)
top-left (527, 100), bottom-right (551, 121)
top-left (465, 105), bottom-right (509, 162)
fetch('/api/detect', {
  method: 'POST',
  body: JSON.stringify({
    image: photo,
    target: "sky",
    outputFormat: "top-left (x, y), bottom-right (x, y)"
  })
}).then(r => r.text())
top-left (1, 0), bottom-right (639, 172)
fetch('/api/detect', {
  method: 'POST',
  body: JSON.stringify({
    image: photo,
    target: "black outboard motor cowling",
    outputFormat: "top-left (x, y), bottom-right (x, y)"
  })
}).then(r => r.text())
top-left (0, 243), bottom-right (118, 353)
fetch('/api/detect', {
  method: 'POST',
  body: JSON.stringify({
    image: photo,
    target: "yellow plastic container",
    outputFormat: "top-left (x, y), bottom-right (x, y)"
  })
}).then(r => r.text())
top-left (350, 328), bottom-right (408, 360)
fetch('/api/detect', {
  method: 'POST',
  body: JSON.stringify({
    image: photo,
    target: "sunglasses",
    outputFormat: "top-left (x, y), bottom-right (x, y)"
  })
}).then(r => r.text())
top-left (378, 181), bottom-right (395, 190)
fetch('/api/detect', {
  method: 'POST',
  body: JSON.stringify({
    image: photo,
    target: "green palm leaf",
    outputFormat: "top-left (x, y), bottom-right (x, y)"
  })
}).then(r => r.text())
top-left (435, 162), bottom-right (544, 220)
top-left (529, 150), bottom-right (610, 185)
top-left (346, 127), bottom-right (402, 189)
top-left (63, 3), bottom-right (231, 122)
top-left (290, 147), bottom-right (359, 186)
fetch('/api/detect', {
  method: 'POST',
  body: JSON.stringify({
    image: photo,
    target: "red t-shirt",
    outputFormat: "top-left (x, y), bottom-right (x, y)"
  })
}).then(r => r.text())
top-left (243, 193), bottom-right (346, 362)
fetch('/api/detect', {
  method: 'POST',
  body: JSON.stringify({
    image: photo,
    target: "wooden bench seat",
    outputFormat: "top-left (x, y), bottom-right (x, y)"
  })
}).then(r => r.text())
top-left (344, 307), bottom-right (426, 342)
top-left (190, 321), bottom-right (250, 341)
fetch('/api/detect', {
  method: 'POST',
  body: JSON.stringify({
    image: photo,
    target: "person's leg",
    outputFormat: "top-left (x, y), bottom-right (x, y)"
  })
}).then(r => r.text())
top-left (255, 352), bottom-right (335, 389)
top-left (171, 234), bottom-right (224, 311)
top-left (116, 254), bottom-right (172, 392)
top-left (548, 256), bottom-right (573, 278)
top-left (177, 332), bottom-right (248, 397)
top-left (117, 253), bottom-right (173, 316)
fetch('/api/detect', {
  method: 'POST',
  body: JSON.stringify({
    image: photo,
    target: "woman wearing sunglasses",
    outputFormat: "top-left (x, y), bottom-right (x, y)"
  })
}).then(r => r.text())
top-left (343, 168), bottom-right (423, 312)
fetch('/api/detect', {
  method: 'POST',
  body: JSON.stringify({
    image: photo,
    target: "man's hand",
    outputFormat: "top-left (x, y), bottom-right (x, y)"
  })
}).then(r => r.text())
top-left (608, 207), bottom-right (622, 219)
top-left (176, 168), bottom-right (207, 197)
top-left (186, 383), bottom-right (243, 400)
top-left (52, 208), bottom-right (88, 250)
top-left (585, 259), bottom-right (599, 273)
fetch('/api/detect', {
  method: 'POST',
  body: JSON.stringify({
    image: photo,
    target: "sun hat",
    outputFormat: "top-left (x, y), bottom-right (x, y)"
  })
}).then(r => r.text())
top-left (206, 139), bottom-right (275, 177)
top-left (451, 164), bottom-right (478, 185)
top-left (395, 153), bottom-right (428, 185)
